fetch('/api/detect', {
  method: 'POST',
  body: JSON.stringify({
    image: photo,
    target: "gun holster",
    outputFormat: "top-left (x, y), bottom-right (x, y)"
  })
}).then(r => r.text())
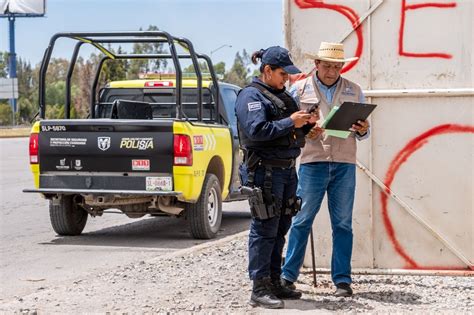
top-left (240, 186), bottom-right (272, 220)
top-left (240, 151), bottom-right (280, 220)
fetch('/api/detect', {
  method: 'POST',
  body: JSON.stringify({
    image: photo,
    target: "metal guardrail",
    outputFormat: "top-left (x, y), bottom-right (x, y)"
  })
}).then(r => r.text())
top-left (0, 125), bottom-right (30, 129)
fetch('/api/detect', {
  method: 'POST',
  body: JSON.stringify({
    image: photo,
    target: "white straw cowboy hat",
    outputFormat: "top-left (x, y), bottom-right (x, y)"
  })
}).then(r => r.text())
top-left (304, 42), bottom-right (358, 63)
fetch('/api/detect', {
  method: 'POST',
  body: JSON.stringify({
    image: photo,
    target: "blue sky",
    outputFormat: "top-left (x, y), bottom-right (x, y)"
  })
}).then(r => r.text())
top-left (1, 0), bottom-right (284, 71)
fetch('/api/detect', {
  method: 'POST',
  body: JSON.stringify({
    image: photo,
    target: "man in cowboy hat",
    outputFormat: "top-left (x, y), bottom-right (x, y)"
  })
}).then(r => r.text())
top-left (281, 42), bottom-right (370, 297)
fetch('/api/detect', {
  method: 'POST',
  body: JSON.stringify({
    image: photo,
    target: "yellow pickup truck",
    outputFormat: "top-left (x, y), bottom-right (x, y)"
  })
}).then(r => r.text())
top-left (24, 32), bottom-right (244, 239)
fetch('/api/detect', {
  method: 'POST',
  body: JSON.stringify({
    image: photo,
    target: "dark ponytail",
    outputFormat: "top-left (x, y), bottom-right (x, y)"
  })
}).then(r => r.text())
top-left (251, 49), bottom-right (265, 65)
top-left (252, 49), bottom-right (279, 73)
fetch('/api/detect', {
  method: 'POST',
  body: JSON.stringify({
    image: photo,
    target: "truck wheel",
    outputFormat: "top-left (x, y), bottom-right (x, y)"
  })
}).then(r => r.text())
top-left (187, 174), bottom-right (222, 239)
top-left (49, 195), bottom-right (88, 236)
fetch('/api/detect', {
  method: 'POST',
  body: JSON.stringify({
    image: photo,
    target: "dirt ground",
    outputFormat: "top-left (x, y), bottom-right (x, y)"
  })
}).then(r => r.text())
top-left (1, 231), bottom-right (472, 314)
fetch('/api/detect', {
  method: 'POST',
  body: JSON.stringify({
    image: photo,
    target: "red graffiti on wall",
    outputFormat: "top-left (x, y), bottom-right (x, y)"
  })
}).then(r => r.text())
top-left (381, 124), bottom-right (474, 270)
top-left (399, 0), bottom-right (457, 58)
top-left (292, 0), bottom-right (458, 77)
top-left (294, 0), bottom-right (363, 74)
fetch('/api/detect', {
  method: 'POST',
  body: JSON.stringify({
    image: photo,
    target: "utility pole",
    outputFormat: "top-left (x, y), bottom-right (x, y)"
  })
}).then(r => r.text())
top-left (8, 15), bottom-right (17, 125)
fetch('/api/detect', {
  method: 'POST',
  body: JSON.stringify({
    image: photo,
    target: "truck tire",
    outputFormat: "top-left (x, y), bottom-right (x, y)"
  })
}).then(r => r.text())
top-left (187, 174), bottom-right (222, 239)
top-left (49, 195), bottom-right (88, 236)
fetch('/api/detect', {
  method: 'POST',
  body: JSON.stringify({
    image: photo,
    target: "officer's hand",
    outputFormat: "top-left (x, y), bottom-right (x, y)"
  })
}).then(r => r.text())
top-left (290, 110), bottom-right (312, 128)
top-left (351, 119), bottom-right (370, 135)
top-left (307, 110), bottom-right (320, 124)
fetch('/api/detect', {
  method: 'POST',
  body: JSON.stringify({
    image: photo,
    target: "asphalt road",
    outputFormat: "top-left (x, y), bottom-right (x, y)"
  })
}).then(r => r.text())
top-left (0, 137), bottom-right (251, 302)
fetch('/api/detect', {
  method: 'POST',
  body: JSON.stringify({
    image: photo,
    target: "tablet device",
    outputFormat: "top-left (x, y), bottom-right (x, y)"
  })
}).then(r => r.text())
top-left (323, 102), bottom-right (377, 131)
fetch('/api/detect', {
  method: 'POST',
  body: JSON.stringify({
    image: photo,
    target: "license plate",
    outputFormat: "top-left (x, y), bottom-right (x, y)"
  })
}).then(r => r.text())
top-left (146, 176), bottom-right (172, 191)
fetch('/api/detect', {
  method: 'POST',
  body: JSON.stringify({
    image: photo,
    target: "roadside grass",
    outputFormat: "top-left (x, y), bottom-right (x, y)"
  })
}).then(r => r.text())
top-left (0, 127), bottom-right (31, 138)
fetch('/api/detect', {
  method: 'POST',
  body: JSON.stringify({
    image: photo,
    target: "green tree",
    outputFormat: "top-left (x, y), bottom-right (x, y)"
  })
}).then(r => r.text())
top-left (73, 57), bottom-right (96, 118)
top-left (128, 25), bottom-right (167, 78)
top-left (183, 61), bottom-right (206, 74)
top-left (0, 56), bottom-right (40, 124)
top-left (213, 62), bottom-right (226, 78)
top-left (45, 81), bottom-right (67, 107)
top-left (16, 58), bottom-right (37, 123)
top-left (101, 45), bottom-right (129, 82)
top-left (0, 103), bottom-right (13, 125)
top-left (17, 97), bottom-right (35, 124)
top-left (0, 52), bottom-right (8, 78)
top-left (0, 53), bottom-right (13, 125)
top-left (17, 58), bottom-right (34, 99)
top-left (223, 50), bottom-right (251, 87)
top-left (46, 58), bottom-right (69, 81)
top-left (181, 61), bottom-right (226, 81)
top-left (45, 104), bottom-right (63, 120)
top-left (250, 68), bottom-right (260, 78)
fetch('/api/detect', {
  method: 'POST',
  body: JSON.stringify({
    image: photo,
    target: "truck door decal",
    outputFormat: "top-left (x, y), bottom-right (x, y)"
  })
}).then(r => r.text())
top-left (193, 135), bottom-right (204, 151)
top-left (204, 134), bottom-right (216, 151)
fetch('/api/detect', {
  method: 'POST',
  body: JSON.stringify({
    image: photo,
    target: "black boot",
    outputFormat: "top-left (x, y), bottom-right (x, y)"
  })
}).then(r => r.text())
top-left (280, 278), bottom-right (296, 290)
top-left (271, 278), bottom-right (302, 300)
top-left (249, 277), bottom-right (284, 309)
top-left (334, 282), bottom-right (353, 297)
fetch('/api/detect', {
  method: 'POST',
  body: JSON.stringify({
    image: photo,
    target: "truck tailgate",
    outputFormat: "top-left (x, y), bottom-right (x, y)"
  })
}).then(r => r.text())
top-left (37, 119), bottom-right (175, 192)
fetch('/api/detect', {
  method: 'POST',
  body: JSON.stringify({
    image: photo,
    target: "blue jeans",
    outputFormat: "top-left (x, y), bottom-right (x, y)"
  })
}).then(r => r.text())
top-left (281, 162), bottom-right (356, 285)
top-left (247, 166), bottom-right (297, 280)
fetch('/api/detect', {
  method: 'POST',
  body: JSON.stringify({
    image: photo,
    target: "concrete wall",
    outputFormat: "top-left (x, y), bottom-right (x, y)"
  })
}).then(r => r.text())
top-left (284, 0), bottom-right (473, 270)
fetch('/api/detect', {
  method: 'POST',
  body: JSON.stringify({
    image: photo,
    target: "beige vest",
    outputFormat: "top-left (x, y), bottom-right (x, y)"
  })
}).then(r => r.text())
top-left (295, 75), bottom-right (363, 164)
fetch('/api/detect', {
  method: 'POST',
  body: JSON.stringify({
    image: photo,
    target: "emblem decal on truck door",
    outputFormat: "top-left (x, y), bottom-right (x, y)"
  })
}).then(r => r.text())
top-left (74, 159), bottom-right (83, 170)
top-left (193, 135), bottom-right (204, 151)
top-left (55, 158), bottom-right (70, 170)
top-left (98, 137), bottom-right (111, 151)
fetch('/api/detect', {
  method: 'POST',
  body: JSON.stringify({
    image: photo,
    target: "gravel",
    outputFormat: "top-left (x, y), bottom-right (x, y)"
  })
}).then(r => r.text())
top-left (1, 233), bottom-right (472, 314)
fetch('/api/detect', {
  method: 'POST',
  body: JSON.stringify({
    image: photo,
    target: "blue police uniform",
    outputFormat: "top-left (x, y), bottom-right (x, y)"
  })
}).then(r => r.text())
top-left (236, 77), bottom-right (311, 282)
top-left (236, 78), bottom-right (303, 160)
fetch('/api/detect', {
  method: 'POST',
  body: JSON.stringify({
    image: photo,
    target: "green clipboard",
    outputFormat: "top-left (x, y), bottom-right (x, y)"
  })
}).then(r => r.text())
top-left (322, 102), bottom-right (376, 138)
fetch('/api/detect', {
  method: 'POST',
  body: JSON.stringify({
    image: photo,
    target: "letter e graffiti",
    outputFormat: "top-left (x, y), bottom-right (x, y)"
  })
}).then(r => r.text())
top-left (399, 0), bottom-right (457, 59)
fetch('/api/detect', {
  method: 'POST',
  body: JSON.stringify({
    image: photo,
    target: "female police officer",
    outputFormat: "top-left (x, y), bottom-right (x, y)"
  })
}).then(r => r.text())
top-left (235, 46), bottom-right (314, 309)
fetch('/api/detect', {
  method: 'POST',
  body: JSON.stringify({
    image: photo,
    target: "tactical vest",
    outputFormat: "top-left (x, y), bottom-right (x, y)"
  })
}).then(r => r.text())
top-left (295, 75), bottom-right (362, 164)
top-left (238, 82), bottom-right (306, 150)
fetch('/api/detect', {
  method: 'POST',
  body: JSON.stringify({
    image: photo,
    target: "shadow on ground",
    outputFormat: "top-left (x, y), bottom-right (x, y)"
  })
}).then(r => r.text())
top-left (356, 291), bottom-right (422, 304)
top-left (284, 290), bottom-right (422, 312)
top-left (41, 210), bottom-right (250, 249)
top-left (285, 297), bottom-right (373, 312)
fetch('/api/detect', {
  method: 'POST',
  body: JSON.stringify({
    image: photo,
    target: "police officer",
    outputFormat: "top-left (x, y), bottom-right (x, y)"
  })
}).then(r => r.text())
top-left (235, 46), bottom-right (316, 309)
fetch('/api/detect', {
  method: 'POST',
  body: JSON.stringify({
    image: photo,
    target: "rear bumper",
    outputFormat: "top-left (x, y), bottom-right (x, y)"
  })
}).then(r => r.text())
top-left (34, 174), bottom-right (177, 194)
top-left (23, 188), bottom-right (181, 196)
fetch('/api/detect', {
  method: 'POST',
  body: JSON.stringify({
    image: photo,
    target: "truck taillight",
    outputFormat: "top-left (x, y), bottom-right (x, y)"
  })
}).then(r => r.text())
top-left (29, 133), bottom-right (39, 164)
top-left (144, 81), bottom-right (173, 87)
top-left (173, 134), bottom-right (193, 166)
